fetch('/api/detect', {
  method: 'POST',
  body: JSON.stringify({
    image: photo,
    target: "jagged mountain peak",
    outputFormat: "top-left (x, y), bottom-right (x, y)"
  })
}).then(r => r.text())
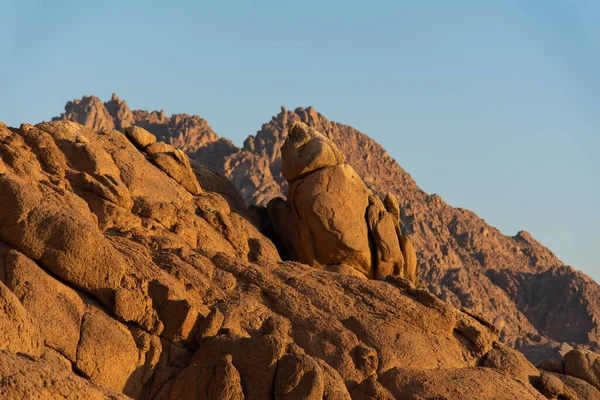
top-left (54, 94), bottom-right (221, 153)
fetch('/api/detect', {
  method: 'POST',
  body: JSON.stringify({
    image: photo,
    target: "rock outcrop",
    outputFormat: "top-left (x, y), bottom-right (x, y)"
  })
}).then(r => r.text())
top-left (563, 349), bottom-right (600, 390)
top-left (0, 350), bottom-right (130, 399)
top-left (45, 95), bottom-right (600, 395)
top-left (0, 119), bottom-right (574, 398)
top-left (51, 96), bottom-right (600, 365)
top-left (267, 122), bottom-right (418, 282)
top-left (53, 94), bottom-right (225, 154)
top-left (535, 347), bottom-right (600, 398)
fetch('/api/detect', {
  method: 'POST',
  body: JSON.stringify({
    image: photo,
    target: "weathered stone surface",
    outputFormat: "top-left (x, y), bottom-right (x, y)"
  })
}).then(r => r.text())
top-left (125, 125), bottom-right (157, 149)
top-left (280, 121), bottom-right (345, 182)
top-left (0, 280), bottom-right (43, 357)
top-left (538, 357), bottom-right (565, 374)
top-left (194, 192), bottom-right (281, 262)
top-left (379, 367), bottom-right (546, 399)
top-left (383, 192), bottom-right (401, 227)
top-left (191, 162), bottom-right (246, 210)
top-left (159, 298), bottom-right (199, 343)
top-left (278, 163), bottom-right (372, 275)
top-left (114, 285), bottom-right (162, 334)
top-left (399, 235), bottom-right (418, 284)
top-left (75, 308), bottom-right (140, 395)
top-left (145, 141), bottom-right (202, 196)
top-left (54, 98), bottom-right (600, 370)
top-left (195, 307), bottom-right (225, 342)
top-left (267, 122), bottom-right (419, 284)
top-left (351, 376), bottom-right (395, 400)
top-left (0, 350), bottom-right (129, 399)
top-left (542, 371), bottom-right (600, 400)
top-left (274, 353), bottom-right (324, 399)
top-left (537, 371), bottom-right (578, 399)
top-left (0, 172), bottom-right (126, 306)
top-left (564, 349), bottom-right (600, 390)
top-left (366, 195), bottom-right (405, 279)
top-left (146, 141), bottom-right (177, 157)
top-left (166, 356), bottom-right (244, 400)
top-left (2, 249), bottom-right (84, 361)
top-left (455, 307), bottom-right (500, 357)
top-left (482, 343), bottom-right (539, 382)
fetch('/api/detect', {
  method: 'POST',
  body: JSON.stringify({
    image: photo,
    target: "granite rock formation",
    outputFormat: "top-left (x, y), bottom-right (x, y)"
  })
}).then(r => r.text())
top-left (55, 94), bottom-right (226, 154)
top-left (267, 122), bottom-right (418, 282)
top-left (0, 119), bottom-right (583, 398)
top-left (51, 95), bottom-right (600, 365)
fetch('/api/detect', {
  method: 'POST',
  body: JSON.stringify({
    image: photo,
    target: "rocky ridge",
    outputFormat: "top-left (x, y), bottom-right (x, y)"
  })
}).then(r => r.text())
top-left (2, 119), bottom-right (593, 398)
top-left (52, 95), bottom-right (600, 365)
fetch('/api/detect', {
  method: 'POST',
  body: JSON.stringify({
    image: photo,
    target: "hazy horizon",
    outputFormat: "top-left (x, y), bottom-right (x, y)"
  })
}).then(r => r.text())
top-left (1, 1), bottom-right (598, 280)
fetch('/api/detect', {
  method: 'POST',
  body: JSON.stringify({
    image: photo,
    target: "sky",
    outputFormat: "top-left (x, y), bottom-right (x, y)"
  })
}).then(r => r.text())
top-left (0, 0), bottom-right (598, 280)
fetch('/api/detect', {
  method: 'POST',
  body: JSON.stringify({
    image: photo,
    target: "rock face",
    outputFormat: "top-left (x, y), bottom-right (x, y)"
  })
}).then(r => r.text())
top-left (267, 122), bottom-right (417, 282)
top-left (0, 279), bottom-right (43, 357)
top-left (52, 96), bottom-right (600, 364)
top-left (43, 96), bottom-right (600, 397)
top-left (563, 349), bottom-right (600, 390)
top-left (0, 118), bottom-right (570, 398)
top-left (0, 350), bottom-right (129, 399)
top-left (54, 94), bottom-right (225, 154)
top-left (220, 107), bottom-right (600, 360)
top-left (535, 347), bottom-right (600, 398)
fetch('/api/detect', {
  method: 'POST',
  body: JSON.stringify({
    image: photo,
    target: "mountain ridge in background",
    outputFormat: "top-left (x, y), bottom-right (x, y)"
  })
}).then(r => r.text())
top-left (53, 94), bottom-right (600, 365)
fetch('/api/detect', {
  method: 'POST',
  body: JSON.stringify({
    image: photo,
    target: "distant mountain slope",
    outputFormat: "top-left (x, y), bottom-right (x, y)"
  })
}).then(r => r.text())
top-left (53, 95), bottom-right (600, 363)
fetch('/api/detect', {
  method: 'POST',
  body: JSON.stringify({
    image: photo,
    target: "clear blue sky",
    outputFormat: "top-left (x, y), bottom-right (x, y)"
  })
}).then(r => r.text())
top-left (1, 1), bottom-right (598, 280)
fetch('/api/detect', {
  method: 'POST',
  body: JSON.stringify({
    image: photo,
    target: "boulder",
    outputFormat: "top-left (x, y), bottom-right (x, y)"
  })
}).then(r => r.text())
top-left (0, 280), bottom-right (43, 357)
top-left (275, 353), bottom-right (324, 400)
top-left (541, 371), bottom-right (600, 400)
top-left (280, 121), bottom-right (345, 182)
top-left (2, 250), bottom-right (84, 361)
top-left (166, 356), bottom-right (244, 400)
top-left (482, 343), bottom-right (539, 382)
top-left (125, 125), bottom-right (157, 149)
top-left (0, 173), bottom-right (126, 307)
top-left (538, 357), bottom-right (565, 374)
top-left (399, 235), bottom-right (418, 284)
top-left (191, 162), bottom-right (246, 210)
top-left (366, 195), bottom-right (405, 278)
top-left (564, 349), bottom-right (600, 390)
top-left (144, 138), bottom-right (202, 195)
top-left (195, 307), bottom-right (225, 342)
top-left (75, 308), bottom-right (141, 395)
top-left (537, 371), bottom-right (578, 399)
top-left (149, 148), bottom-right (202, 195)
top-left (268, 122), bottom-right (418, 283)
top-left (0, 350), bottom-right (129, 399)
top-left (281, 163), bottom-right (372, 275)
top-left (379, 367), bottom-right (546, 399)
